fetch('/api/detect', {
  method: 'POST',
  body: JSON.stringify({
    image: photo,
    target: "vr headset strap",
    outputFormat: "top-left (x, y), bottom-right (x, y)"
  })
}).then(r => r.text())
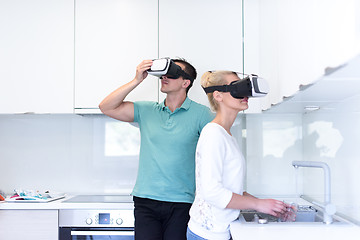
top-left (203, 85), bottom-right (232, 94)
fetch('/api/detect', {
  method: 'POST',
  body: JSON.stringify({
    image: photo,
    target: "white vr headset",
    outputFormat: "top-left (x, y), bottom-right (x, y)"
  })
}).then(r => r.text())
top-left (147, 58), bottom-right (194, 80)
top-left (203, 73), bottom-right (269, 98)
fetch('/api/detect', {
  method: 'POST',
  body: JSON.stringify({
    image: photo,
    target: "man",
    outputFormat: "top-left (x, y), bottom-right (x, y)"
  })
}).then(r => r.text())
top-left (99, 58), bottom-right (214, 240)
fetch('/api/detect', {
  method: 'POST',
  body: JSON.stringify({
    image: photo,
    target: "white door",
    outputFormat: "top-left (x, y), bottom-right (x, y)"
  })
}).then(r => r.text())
top-left (74, 0), bottom-right (159, 113)
top-left (0, 0), bottom-right (74, 113)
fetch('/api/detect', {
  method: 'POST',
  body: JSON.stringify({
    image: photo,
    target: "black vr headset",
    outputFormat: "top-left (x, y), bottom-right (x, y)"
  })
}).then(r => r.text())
top-left (147, 58), bottom-right (194, 81)
top-left (203, 72), bottom-right (269, 99)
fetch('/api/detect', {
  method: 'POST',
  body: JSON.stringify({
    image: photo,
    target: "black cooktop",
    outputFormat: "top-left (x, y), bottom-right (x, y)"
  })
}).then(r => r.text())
top-left (63, 195), bottom-right (133, 203)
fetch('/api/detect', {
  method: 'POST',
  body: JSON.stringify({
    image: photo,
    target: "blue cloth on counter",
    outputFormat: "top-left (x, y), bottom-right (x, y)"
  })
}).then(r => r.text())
top-left (132, 97), bottom-right (214, 203)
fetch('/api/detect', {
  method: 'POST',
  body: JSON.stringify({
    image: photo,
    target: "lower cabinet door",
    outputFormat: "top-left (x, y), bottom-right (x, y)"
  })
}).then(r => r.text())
top-left (0, 210), bottom-right (58, 240)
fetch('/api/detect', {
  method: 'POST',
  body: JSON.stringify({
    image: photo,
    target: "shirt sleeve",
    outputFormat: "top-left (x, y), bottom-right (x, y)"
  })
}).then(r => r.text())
top-left (133, 102), bottom-right (140, 123)
top-left (196, 125), bottom-right (233, 209)
top-left (134, 101), bottom-right (151, 123)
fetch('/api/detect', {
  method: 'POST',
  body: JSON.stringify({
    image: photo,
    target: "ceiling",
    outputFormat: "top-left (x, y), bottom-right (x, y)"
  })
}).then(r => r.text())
top-left (264, 54), bottom-right (360, 114)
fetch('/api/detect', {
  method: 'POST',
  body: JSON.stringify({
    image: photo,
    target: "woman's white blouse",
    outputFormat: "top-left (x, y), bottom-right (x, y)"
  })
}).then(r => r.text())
top-left (188, 122), bottom-right (246, 240)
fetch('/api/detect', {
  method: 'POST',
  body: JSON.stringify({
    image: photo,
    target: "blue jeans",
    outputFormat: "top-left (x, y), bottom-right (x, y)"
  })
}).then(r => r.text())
top-left (186, 227), bottom-right (208, 240)
top-left (186, 227), bottom-right (232, 240)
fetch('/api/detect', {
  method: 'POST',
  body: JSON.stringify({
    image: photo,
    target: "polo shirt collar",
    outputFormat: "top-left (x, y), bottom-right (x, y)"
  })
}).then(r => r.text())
top-left (161, 97), bottom-right (191, 111)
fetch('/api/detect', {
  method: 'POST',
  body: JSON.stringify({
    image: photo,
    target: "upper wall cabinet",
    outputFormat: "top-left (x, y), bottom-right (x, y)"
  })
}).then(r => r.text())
top-left (0, 0), bottom-right (74, 113)
top-left (158, 0), bottom-right (244, 107)
top-left (247, 0), bottom-right (360, 111)
top-left (74, 0), bottom-right (159, 113)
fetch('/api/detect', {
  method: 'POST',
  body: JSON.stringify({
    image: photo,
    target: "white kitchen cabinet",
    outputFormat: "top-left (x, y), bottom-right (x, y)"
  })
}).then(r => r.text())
top-left (158, 0), bottom-right (244, 107)
top-left (74, 0), bottom-right (159, 113)
top-left (0, 210), bottom-right (58, 240)
top-left (0, 0), bottom-right (74, 113)
top-left (249, 0), bottom-right (360, 111)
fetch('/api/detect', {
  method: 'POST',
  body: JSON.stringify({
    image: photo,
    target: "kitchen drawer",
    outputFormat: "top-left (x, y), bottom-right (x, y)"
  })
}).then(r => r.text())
top-left (0, 209), bottom-right (58, 240)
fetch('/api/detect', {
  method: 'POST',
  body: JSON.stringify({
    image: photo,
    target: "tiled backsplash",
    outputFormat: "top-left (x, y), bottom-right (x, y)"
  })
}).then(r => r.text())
top-left (244, 113), bottom-right (303, 196)
top-left (0, 105), bottom-right (359, 223)
top-left (245, 101), bottom-right (360, 224)
top-left (302, 110), bottom-right (360, 224)
top-left (0, 115), bottom-right (139, 195)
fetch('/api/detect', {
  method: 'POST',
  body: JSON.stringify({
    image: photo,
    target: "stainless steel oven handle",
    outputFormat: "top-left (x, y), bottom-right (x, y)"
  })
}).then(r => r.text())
top-left (71, 231), bottom-right (134, 236)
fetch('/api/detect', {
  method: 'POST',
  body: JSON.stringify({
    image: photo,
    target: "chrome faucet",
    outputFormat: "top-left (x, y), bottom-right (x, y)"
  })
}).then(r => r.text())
top-left (292, 161), bottom-right (336, 224)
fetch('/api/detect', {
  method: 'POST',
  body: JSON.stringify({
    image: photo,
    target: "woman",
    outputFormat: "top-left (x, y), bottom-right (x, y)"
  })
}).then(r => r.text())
top-left (187, 71), bottom-right (290, 240)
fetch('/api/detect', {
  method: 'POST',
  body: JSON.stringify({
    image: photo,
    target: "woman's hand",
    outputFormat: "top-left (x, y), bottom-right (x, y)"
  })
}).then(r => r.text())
top-left (255, 199), bottom-right (288, 217)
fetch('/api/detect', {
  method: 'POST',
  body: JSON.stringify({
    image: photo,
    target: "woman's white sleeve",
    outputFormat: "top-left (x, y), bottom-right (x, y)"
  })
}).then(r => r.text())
top-left (197, 129), bottom-right (233, 209)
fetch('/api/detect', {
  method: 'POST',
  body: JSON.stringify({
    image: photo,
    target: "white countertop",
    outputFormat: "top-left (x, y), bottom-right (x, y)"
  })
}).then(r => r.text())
top-left (230, 220), bottom-right (360, 240)
top-left (0, 195), bottom-right (134, 210)
top-left (2, 195), bottom-right (360, 239)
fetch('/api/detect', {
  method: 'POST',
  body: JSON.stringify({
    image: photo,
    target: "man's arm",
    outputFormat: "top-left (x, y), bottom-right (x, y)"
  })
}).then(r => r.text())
top-left (99, 60), bottom-right (153, 122)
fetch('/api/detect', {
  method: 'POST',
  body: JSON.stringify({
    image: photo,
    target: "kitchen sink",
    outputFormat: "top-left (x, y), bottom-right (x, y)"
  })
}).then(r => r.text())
top-left (239, 205), bottom-right (342, 224)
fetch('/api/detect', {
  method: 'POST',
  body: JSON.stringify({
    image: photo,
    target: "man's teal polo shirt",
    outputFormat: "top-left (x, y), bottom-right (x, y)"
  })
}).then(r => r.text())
top-left (132, 97), bottom-right (214, 203)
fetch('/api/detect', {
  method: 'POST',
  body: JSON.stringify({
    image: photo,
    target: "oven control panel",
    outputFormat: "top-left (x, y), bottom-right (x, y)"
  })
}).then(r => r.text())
top-left (59, 209), bottom-right (134, 228)
top-left (85, 212), bottom-right (124, 226)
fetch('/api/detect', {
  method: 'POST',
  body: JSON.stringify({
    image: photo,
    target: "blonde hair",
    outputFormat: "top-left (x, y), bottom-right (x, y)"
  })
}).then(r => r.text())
top-left (201, 71), bottom-right (236, 111)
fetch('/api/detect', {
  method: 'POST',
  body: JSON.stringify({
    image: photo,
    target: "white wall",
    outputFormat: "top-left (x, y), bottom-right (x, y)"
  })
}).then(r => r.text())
top-left (1, 101), bottom-right (359, 224)
top-left (0, 115), bottom-right (139, 195)
top-left (0, 114), bottom-right (244, 197)
top-left (302, 97), bottom-right (360, 224)
top-left (0, 0), bottom-right (359, 224)
top-left (0, 112), bottom-right (300, 198)
top-left (242, 94), bottom-right (360, 224)
top-left (244, 114), bottom-right (303, 196)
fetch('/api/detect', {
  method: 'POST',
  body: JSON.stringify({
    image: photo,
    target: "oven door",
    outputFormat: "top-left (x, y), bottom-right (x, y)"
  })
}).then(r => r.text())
top-left (59, 227), bottom-right (134, 240)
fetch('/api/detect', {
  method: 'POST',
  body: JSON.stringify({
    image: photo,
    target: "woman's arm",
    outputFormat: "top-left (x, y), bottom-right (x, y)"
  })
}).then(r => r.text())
top-left (226, 192), bottom-right (287, 217)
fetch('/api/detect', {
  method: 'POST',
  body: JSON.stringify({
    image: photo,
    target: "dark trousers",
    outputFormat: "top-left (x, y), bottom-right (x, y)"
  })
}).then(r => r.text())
top-left (133, 196), bottom-right (192, 240)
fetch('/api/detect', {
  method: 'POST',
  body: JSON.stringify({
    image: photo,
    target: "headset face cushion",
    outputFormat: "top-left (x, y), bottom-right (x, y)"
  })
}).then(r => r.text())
top-left (163, 61), bottom-right (182, 79)
top-left (229, 79), bottom-right (252, 99)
